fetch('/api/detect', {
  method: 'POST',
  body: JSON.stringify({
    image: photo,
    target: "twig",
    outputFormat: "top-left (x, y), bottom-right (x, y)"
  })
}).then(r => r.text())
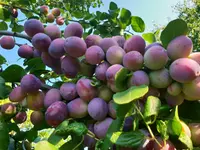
top-left (0, 31), bottom-right (31, 41)
top-left (41, 83), bottom-right (54, 90)
top-left (124, 30), bottom-right (134, 35)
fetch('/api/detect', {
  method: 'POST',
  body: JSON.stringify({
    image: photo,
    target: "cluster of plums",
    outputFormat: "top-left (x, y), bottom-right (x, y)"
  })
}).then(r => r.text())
top-left (1, 16), bottom-right (200, 149)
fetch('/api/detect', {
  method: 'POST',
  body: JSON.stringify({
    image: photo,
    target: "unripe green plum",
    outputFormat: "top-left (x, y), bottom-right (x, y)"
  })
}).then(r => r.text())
top-left (188, 123), bottom-right (200, 146)
top-left (27, 91), bottom-right (45, 111)
top-left (167, 82), bottom-right (182, 96)
top-left (9, 86), bottom-right (27, 102)
top-left (80, 59), bottom-right (96, 77)
top-left (98, 85), bottom-right (113, 102)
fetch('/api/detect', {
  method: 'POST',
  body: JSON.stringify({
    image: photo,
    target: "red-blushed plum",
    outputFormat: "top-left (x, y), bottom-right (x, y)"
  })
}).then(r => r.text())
top-left (98, 85), bottom-right (113, 102)
top-left (149, 68), bottom-right (172, 89)
top-left (108, 100), bottom-right (116, 119)
top-left (145, 42), bottom-right (162, 52)
top-left (60, 82), bottom-right (77, 101)
top-left (88, 98), bottom-right (108, 121)
top-left (40, 5), bottom-right (48, 15)
top-left (95, 61), bottom-right (110, 82)
top-left (11, 8), bottom-right (18, 18)
top-left (44, 24), bottom-right (61, 40)
top-left (32, 33), bottom-right (51, 52)
top-left (24, 19), bottom-right (44, 37)
top-left (1, 103), bottom-right (16, 115)
top-left (94, 117), bottom-right (113, 139)
top-left (45, 101), bottom-right (68, 127)
top-left (189, 52), bottom-right (200, 65)
top-left (80, 59), bottom-right (96, 77)
top-left (188, 123), bottom-right (200, 146)
top-left (124, 35), bottom-right (146, 55)
top-left (46, 13), bottom-right (55, 23)
top-left (85, 35), bottom-right (102, 48)
top-left (85, 46), bottom-right (105, 65)
top-left (27, 91), bottom-right (45, 111)
top-left (153, 138), bottom-right (176, 150)
top-left (123, 116), bottom-right (134, 132)
top-left (106, 46), bottom-right (125, 65)
top-left (169, 58), bottom-right (200, 83)
top-left (128, 70), bottom-right (149, 87)
top-left (67, 98), bottom-right (88, 118)
top-left (48, 38), bottom-right (65, 58)
top-left (64, 22), bottom-right (83, 38)
top-left (64, 36), bottom-right (87, 58)
top-left (13, 112), bottom-right (27, 124)
top-left (33, 49), bottom-right (42, 57)
top-left (167, 35), bottom-right (193, 60)
top-left (52, 8), bottom-right (61, 16)
top-left (56, 16), bottom-right (64, 25)
top-left (61, 55), bottom-right (80, 78)
top-left (106, 64), bottom-right (123, 84)
top-left (112, 36), bottom-right (126, 48)
top-left (144, 46), bottom-right (168, 70)
top-left (165, 93), bottom-right (184, 107)
top-left (143, 87), bottom-right (160, 100)
top-left (20, 74), bottom-right (41, 93)
top-left (98, 38), bottom-right (118, 53)
top-left (167, 82), bottom-right (182, 96)
top-left (41, 52), bottom-right (61, 68)
top-left (30, 111), bottom-right (44, 126)
top-left (18, 45), bottom-right (33, 58)
top-left (123, 51), bottom-right (144, 71)
top-left (9, 86), bottom-right (27, 102)
top-left (76, 78), bottom-right (97, 102)
top-left (0, 36), bottom-right (15, 50)
top-left (44, 88), bottom-right (62, 108)
top-left (183, 76), bottom-right (200, 100)
top-left (84, 124), bottom-right (96, 148)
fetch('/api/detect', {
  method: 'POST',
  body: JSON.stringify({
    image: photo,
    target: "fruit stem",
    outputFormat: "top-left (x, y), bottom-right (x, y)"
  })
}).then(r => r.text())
top-left (72, 136), bottom-right (84, 150)
top-left (87, 132), bottom-right (100, 141)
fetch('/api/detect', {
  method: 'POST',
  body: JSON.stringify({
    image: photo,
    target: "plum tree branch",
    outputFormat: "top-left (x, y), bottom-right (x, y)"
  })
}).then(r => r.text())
top-left (0, 31), bottom-right (31, 42)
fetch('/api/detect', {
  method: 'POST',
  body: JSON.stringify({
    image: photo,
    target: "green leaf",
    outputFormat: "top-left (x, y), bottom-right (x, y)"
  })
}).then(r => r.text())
top-left (0, 5), bottom-right (3, 20)
top-left (0, 76), bottom-right (12, 100)
top-left (54, 120), bottom-right (69, 136)
top-left (178, 131), bottom-right (193, 149)
top-left (115, 103), bottom-right (133, 118)
top-left (115, 68), bottom-right (130, 91)
top-left (131, 16), bottom-right (145, 33)
top-left (59, 135), bottom-right (83, 150)
top-left (119, 8), bottom-right (131, 29)
top-left (144, 96), bottom-right (161, 124)
top-left (24, 57), bottom-right (46, 73)
top-left (12, 23), bottom-right (24, 33)
top-left (109, 131), bottom-right (145, 148)
top-left (0, 117), bottom-right (9, 150)
top-left (156, 120), bottom-right (169, 140)
top-left (142, 33), bottom-right (156, 44)
top-left (109, 2), bottom-right (118, 10)
top-left (113, 85), bottom-right (148, 105)
top-left (0, 21), bottom-right (8, 30)
top-left (26, 128), bottom-right (38, 142)
top-left (167, 119), bottom-right (182, 137)
top-left (124, 33), bottom-right (132, 40)
top-left (0, 65), bottom-right (26, 82)
top-left (160, 19), bottom-right (188, 48)
top-left (0, 6), bottom-right (11, 20)
top-left (35, 141), bottom-right (58, 150)
top-left (0, 54), bottom-right (6, 65)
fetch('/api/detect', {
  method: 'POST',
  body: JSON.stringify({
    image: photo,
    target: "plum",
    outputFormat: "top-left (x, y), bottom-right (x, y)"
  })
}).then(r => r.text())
top-left (9, 86), bottom-right (27, 102)
top-left (165, 93), bottom-right (184, 107)
top-left (46, 13), bottom-right (55, 23)
top-left (85, 35), bottom-right (102, 48)
top-left (45, 101), bottom-right (68, 127)
top-left (167, 82), bottom-right (182, 96)
top-left (143, 87), bottom-right (160, 100)
top-left (153, 138), bottom-right (176, 150)
top-left (51, 8), bottom-right (61, 17)
top-left (18, 45), bottom-right (33, 58)
top-left (112, 36), bottom-right (126, 48)
top-left (44, 24), bottom-right (61, 40)
top-left (41, 52), bottom-right (61, 68)
top-left (128, 70), bottom-right (149, 87)
top-left (167, 35), bottom-right (193, 60)
top-left (67, 98), bottom-right (88, 118)
top-left (76, 78), bottom-right (97, 102)
top-left (124, 35), bottom-right (146, 55)
top-left (188, 123), bottom-right (200, 146)
top-left (64, 36), bottom-right (87, 58)
top-left (56, 16), bottom-right (64, 25)
top-left (48, 38), bottom-right (65, 58)
top-left (98, 38), bottom-right (118, 53)
top-left (85, 45), bottom-right (105, 65)
top-left (13, 112), bottom-right (27, 124)
top-left (27, 91), bottom-right (45, 111)
top-left (20, 74), bottom-right (41, 93)
top-left (32, 33), bottom-right (51, 52)
top-left (108, 100), bottom-right (116, 119)
top-left (24, 19), bottom-right (44, 37)
top-left (145, 42), bottom-right (162, 52)
top-left (123, 51), bottom-right (144, 71)
top-left (106, 64), bottom-right (123, 84)
top-left (30, 111), bottom-right (44, 126)
top-left (95, 61), bottom-right (110, 82)
top-left (88, 98), bottom-right (108, 121)
top-left (64, 22), bottom-right (83, 38)
top-left (44, 88), bottom-right (62, 108)
top-left (0, 36), bottom-right (15, 50)
top-left (123, 116), bottom-right (134, 132)
top-left (106, 46), bottom-right (126, 65)
top-left (80, 59), bottom-right (96, 77)
top-left (60, 82), bottom-right (77, 101)
top-left (98, 85), bottom-right (113, 102)
top-left (189, 52), bottom-right (200, 65)
top-left (1, 103), bottom-right (16, 115)
top-left (40, 5), bottom-right (48, 15)
top-left (144, 46), bottom-right (168, 70)
top-left (169, 58), bottom-right (200, 83)
top-left (61, 56), bottom-right (80, 78)
top-left (149, 68), bottom-right (172, 88)
top-left (11, 8), bottom-right (18, 18)
top-left (33, 49), bottom-right (42, 57)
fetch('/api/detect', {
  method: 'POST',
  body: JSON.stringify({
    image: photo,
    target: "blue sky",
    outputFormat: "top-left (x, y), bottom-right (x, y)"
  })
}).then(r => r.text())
top-left (0, 0), bottom-right (182, 67)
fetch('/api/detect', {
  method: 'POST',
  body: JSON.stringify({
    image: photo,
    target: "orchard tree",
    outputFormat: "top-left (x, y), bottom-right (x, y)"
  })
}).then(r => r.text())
top-left (0, 1), bottom-right (200, 150)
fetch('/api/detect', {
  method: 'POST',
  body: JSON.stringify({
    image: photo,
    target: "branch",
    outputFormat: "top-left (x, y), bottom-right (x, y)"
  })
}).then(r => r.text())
top-left (41, 83), bottom-right (55, 90)
top-left (0, 31), bottom-right (31, 41)
top-left (124, 30), bottom-right (134, 35)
